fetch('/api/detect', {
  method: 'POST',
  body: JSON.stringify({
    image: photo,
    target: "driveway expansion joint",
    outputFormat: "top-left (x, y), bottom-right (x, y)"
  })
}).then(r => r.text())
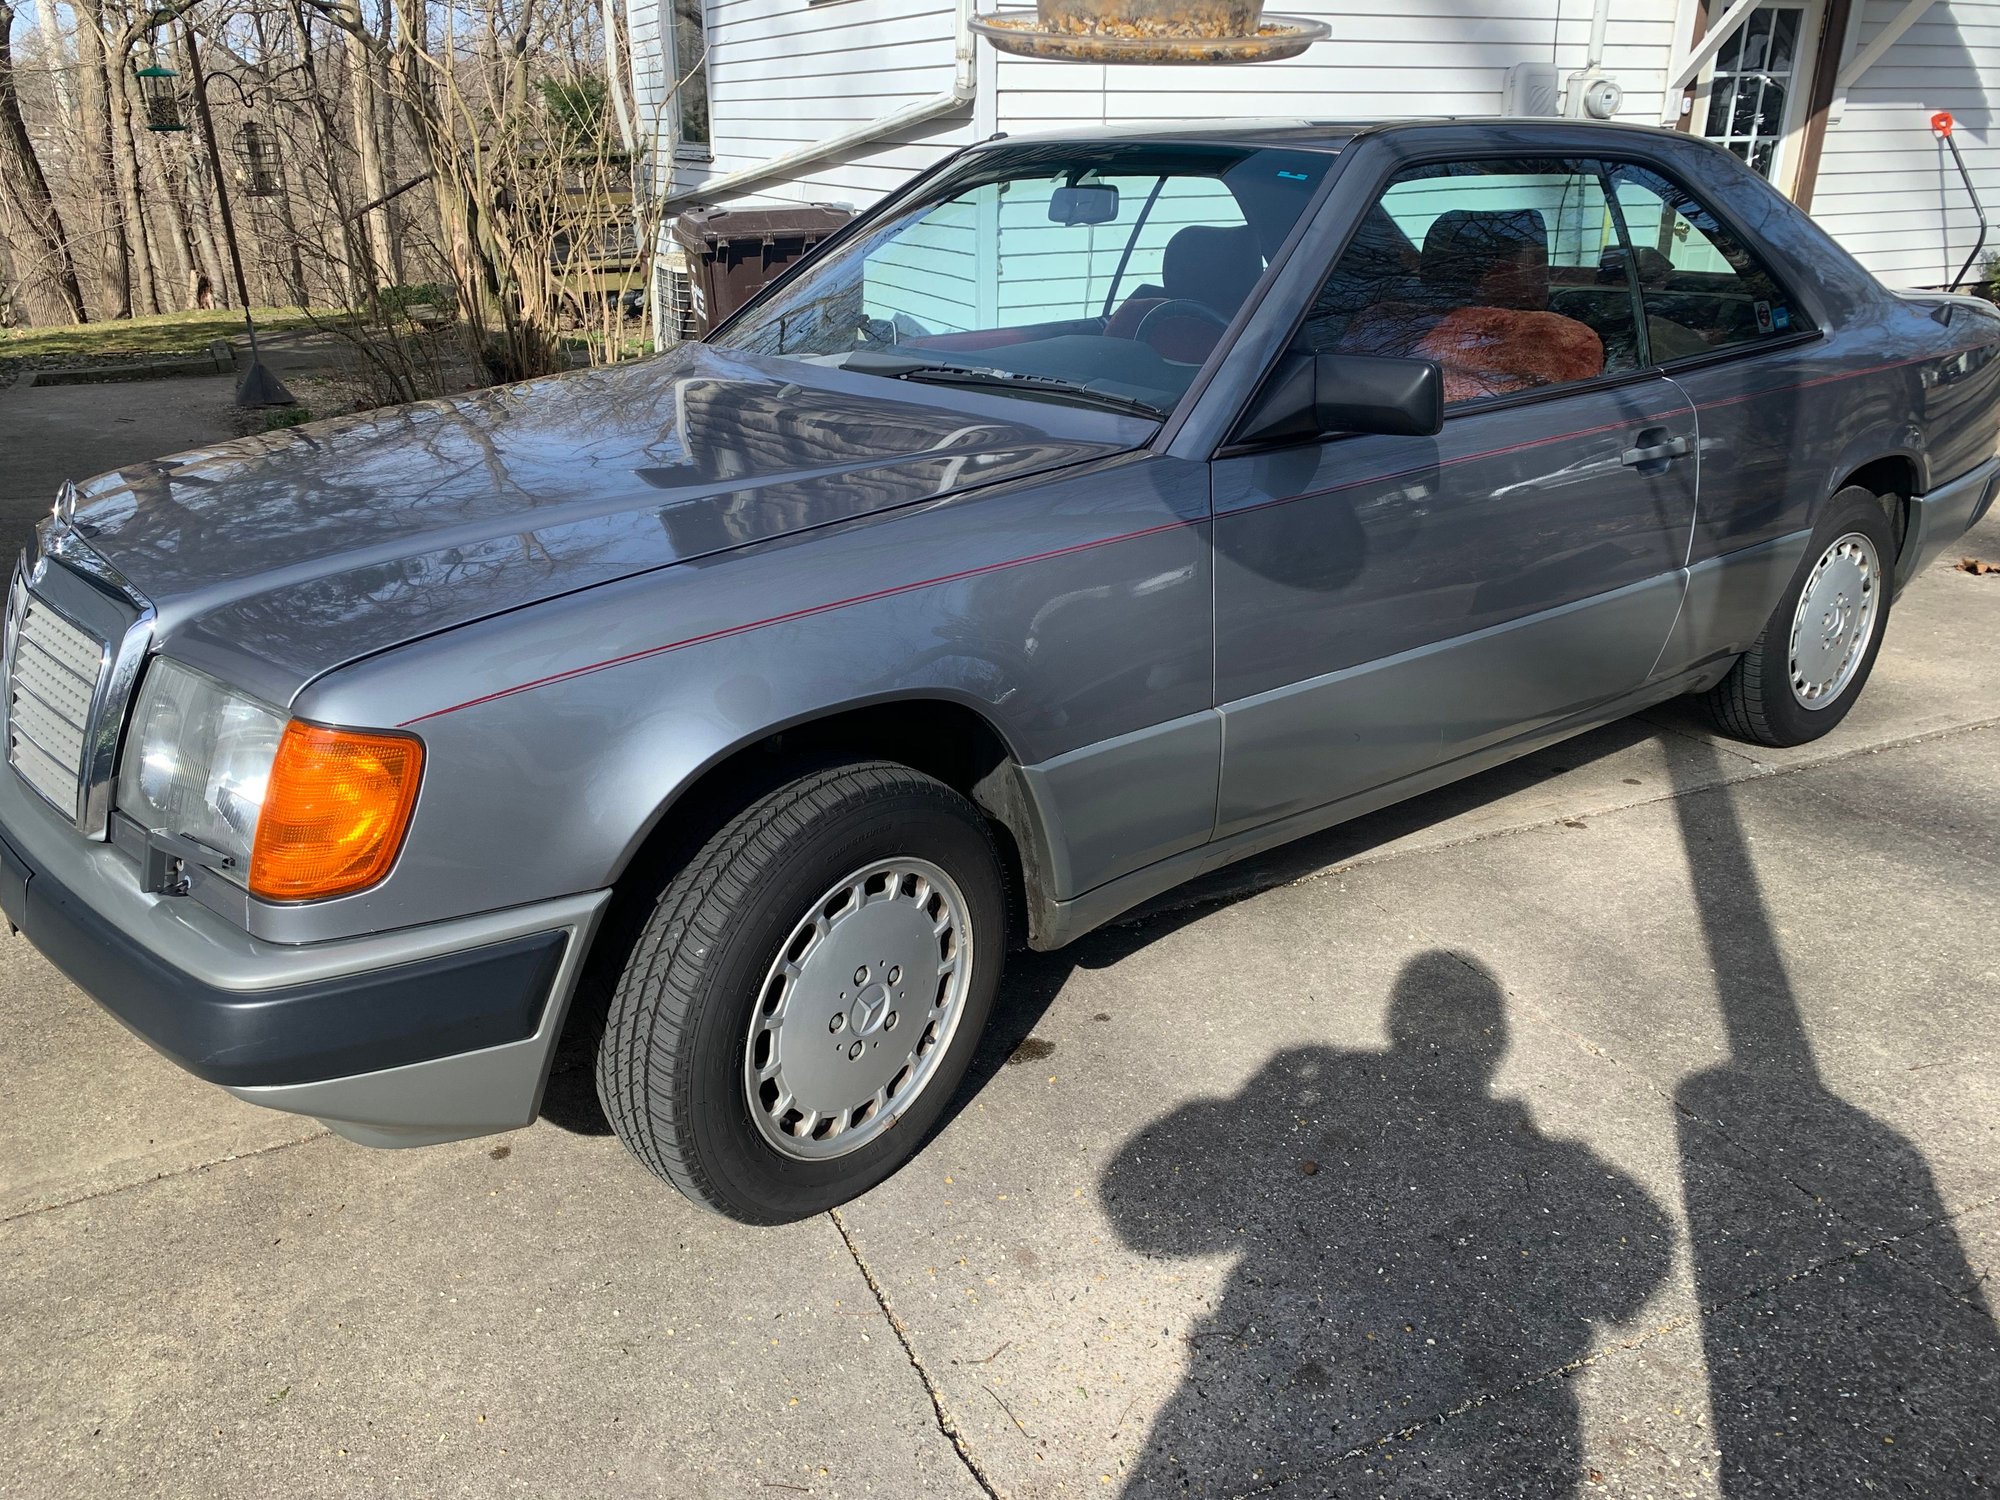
top-left (828, 1206), bottom-right (1008, 1499)
top-left (0, 1126), bottom-right (330, 1225)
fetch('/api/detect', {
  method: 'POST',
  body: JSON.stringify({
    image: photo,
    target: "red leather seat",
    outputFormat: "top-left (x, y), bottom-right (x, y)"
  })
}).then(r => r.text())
top-left (1341, 206), bottom-right (1605, 398)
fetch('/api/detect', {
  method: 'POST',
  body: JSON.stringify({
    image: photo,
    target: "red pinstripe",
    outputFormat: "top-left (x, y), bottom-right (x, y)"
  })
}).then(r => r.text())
top-left (398, 518), bottom-right (1194, 725)
top-left (397, 350), bottom-right (1947, 726)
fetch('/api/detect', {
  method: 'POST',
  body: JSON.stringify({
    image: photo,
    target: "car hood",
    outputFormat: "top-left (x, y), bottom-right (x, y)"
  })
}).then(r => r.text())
top-left (61, 343), bottom-right (1141, 704)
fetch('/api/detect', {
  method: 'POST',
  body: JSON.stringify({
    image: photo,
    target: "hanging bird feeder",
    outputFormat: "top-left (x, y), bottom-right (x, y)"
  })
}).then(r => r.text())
top-left (972, 0), bottom-right (1326, 63)
top-left (237, 121), bottom-right (282, 198)
top-left (135, 63), bottom-right (185, 132)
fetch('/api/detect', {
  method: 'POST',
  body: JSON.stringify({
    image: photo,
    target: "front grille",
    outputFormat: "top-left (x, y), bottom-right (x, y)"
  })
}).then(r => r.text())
top-left (7, 597), bottom-right (106, 817)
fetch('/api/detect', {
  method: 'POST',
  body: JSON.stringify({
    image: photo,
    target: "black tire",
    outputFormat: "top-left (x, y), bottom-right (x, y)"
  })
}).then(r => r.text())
top-left (1698, 484), bottom-right (1897, 747)
top-left (595, 761), bottom-right (1007, 1223)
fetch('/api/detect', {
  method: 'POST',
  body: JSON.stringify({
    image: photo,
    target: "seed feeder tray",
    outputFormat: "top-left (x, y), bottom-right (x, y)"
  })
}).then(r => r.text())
top-left (971, 10), bottom-right (1328, 63)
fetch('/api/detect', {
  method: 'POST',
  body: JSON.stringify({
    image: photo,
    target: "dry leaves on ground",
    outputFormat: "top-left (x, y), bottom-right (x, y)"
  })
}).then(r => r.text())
top-left (1958, 557), bottom-right (2000, 576)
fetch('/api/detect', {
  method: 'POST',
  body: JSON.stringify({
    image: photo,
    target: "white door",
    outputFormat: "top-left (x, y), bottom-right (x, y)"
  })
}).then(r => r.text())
top-left (1694, 0), bottom-right (1826, 197)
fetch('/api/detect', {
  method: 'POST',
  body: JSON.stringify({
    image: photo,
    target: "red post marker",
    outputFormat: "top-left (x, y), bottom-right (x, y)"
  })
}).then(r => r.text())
top-left (1932, 111), bottom-right (1955, 137)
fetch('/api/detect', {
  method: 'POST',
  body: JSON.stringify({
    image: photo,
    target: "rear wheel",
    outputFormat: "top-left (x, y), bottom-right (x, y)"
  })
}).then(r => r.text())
top-left (1698, 485), bottom-right (1895, 747)
top-left (595, 761), bottom-right (1006, 1223)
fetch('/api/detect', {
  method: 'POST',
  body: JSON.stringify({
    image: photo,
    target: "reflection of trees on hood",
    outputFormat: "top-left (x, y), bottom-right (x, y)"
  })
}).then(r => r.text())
top-left (60, 347), bottom-right (1121, 682)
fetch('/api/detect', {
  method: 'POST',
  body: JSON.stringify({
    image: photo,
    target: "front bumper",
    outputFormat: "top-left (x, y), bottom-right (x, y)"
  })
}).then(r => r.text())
top-left (0, 767), bottom-right (608, 1147)
top-left (1897, 454), bottom-right (2000, 593)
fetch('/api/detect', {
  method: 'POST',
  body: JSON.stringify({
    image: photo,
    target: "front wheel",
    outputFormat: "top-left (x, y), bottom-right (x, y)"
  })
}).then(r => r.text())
top-left (1698, 484), bottom-right (1896, 747)
top-left (595, 762), bottom-right (1007, 1223)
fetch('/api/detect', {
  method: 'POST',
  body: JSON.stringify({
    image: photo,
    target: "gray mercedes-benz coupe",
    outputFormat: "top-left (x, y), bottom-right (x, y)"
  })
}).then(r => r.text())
top-left (4, 120), bottom-right (1995, 1221)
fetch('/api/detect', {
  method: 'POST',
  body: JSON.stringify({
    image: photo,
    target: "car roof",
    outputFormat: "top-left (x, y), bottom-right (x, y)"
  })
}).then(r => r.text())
top-left (984, 117), bottom-right (1691, 155)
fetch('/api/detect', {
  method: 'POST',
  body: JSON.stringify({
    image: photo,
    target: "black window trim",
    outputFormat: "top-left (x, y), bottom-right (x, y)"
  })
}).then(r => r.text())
top-left (1218, 141), bottom-right (1829, 457)
top-left (1597, 154), bottom-right (1824, 375)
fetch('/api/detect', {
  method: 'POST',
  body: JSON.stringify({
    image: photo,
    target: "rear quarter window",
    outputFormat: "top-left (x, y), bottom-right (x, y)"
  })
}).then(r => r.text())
top-left (1605, 161), bottom-right (1815, 361)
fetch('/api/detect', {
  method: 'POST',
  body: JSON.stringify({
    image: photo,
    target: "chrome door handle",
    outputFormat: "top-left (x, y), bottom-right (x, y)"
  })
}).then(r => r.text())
top-left (1621, 435), bottom-right (1691, 467)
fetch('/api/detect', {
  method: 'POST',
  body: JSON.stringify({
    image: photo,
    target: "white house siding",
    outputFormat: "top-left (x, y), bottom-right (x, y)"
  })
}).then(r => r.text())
top-left (655, 0), bottom-right (975, 209)
top-left (990, 0), bottom-right (1680, 127)
top-left (629, 0), bottom-right (2000, 329)
top-left (1812, 0), bottom-right (2000, 288)
top-left (628, 0), bottom-right (1693, 216)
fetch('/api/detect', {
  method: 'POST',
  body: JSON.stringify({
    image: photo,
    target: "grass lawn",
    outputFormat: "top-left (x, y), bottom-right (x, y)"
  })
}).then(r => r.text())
top-left (0, 306), bottom-right (339, 361)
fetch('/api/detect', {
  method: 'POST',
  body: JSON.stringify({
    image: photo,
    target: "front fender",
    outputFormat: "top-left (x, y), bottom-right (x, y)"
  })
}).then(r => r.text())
top-left (287, 452), bottom-right (1214, 941)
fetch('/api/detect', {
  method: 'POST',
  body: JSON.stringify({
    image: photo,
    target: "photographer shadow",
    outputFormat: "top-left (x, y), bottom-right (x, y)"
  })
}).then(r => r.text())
top-left (1099, 950), bottom-right (1674, 1496)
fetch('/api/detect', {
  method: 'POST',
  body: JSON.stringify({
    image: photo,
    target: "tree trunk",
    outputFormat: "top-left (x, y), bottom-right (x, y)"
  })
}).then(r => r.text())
top-left (162, 25), bottom-right (230, 308)
top-left (344, 28), bottom-right (396, 288)
top-left (182, 145), bottom-right (229, 307)
top-left (102, 28), bottom-right (162, 316)
top-left (283, 0), bottom-right (363, 304)
top-left (0, 225), bottom-right (22, 326)
top-left (144, 128), bottom-right (197, 308)
top-left (72, 1), bottom-right (132, 317)
top-left (33, 0), bottom-right (73, 120)
top-left (0, 0), bottom-right (90, 321)
top-left (373, 0), bottom-right (404, 282)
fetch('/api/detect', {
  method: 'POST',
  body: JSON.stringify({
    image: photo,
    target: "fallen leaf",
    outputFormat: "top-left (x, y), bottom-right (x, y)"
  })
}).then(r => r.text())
top-left (1959, 556), bottom-right (2000, 575)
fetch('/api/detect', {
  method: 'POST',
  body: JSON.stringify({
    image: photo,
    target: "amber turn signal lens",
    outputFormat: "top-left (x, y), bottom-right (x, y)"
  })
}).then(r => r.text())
top-left (248, 723), bottom-right (424, 901)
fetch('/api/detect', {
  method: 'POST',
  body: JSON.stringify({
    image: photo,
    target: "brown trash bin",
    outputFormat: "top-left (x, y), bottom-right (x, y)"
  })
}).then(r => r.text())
top-left (669, 203), bottom-right (854, 337)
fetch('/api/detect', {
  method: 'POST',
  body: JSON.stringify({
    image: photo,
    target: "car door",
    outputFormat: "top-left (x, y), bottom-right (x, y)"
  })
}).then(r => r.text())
top-left (1602, 158), bottom-right (1827, 674)
top-left (1210, 156), bottom-right (1699, 841)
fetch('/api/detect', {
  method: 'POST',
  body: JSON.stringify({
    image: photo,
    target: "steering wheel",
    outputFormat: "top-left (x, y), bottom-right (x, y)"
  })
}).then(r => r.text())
top-left (1133, 298), bottom-right (1231, 348)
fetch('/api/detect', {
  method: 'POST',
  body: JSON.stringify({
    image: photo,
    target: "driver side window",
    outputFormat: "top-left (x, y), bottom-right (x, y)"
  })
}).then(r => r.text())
top-left (1293, 158), bottom-right (1641, 406)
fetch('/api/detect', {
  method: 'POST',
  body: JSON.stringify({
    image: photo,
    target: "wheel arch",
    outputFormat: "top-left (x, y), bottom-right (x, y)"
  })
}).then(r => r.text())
top-left (601, 692), bottom-right (1057, 957)
top-left (1831, 451), bottom-right (1922, 565)
top-left (546, 694), bottom-right (1062, 1094)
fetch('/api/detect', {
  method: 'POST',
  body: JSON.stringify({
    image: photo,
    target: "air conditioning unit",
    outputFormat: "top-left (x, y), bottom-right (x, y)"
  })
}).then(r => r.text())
top-left (1503, 62), bottom-right (1562, 118)
top-left (655, 242), bottom-right (700, 348)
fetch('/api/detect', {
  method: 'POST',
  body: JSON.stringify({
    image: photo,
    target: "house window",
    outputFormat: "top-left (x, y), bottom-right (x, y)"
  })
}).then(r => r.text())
top-left (670, 0), bottom-right (710, 155)
top-left (1699, 2), bottom-right (1814, 182)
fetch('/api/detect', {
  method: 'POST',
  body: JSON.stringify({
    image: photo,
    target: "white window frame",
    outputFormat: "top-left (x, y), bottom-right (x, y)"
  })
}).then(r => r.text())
top-left (664, 0), bottom-right (712, 161)
top-left (1690, 0), bottom-right (1826, 199)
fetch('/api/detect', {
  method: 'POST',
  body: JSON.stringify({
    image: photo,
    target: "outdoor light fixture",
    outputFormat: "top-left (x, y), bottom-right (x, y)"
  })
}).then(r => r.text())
top-left (135, 62), bottom-right (185, 132)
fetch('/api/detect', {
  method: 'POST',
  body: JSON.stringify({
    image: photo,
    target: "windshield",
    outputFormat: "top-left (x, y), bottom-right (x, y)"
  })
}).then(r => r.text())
top-left (712, 142), bottom-right (1335, 417)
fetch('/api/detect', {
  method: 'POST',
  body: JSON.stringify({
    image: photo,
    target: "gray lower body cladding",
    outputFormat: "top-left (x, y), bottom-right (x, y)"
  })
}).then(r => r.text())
top-left (0, 764), bottom-right (608, 1147)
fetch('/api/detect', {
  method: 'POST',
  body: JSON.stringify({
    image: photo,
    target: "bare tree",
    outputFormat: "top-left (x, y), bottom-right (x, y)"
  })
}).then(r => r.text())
top-left (0, 0), bottom-right (89, 320)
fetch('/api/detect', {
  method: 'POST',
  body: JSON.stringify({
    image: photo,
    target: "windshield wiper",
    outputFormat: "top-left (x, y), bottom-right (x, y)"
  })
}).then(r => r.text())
top-left (838, 353), bottom-right (1168, 420)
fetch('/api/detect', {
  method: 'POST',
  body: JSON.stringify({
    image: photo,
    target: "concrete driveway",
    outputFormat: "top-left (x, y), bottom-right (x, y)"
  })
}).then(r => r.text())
top-left (4, 512), bottom-right (1998, 1499)
top-left (0, 376), bottom-right (241, 549)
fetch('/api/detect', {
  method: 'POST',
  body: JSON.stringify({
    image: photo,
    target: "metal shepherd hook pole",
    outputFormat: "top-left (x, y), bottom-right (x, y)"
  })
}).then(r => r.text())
top-left (177, 11), bottom-right (295, 407)
top-left (1932, 111), bottom-right (1989, 295)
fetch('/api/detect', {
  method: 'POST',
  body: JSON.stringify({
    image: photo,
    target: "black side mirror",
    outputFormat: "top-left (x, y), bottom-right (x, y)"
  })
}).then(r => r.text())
top-left (1235, 353), bottom-right (1444, 446)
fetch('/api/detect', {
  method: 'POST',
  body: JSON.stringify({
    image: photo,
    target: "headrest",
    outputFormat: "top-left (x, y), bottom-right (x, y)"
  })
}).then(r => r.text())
top-left (1162, 225), bottom-right (1265, 317)
top-left (1421, 208), bottom-right (1551, 311)
top-left (1598, 244), bottom-right (1675, 288)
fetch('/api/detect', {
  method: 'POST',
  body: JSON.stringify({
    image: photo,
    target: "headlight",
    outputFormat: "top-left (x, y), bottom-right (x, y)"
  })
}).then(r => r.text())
top-left (116, 658), bottom-right (425, 901)
top-left (117, 659), bottom-right (285, 877)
